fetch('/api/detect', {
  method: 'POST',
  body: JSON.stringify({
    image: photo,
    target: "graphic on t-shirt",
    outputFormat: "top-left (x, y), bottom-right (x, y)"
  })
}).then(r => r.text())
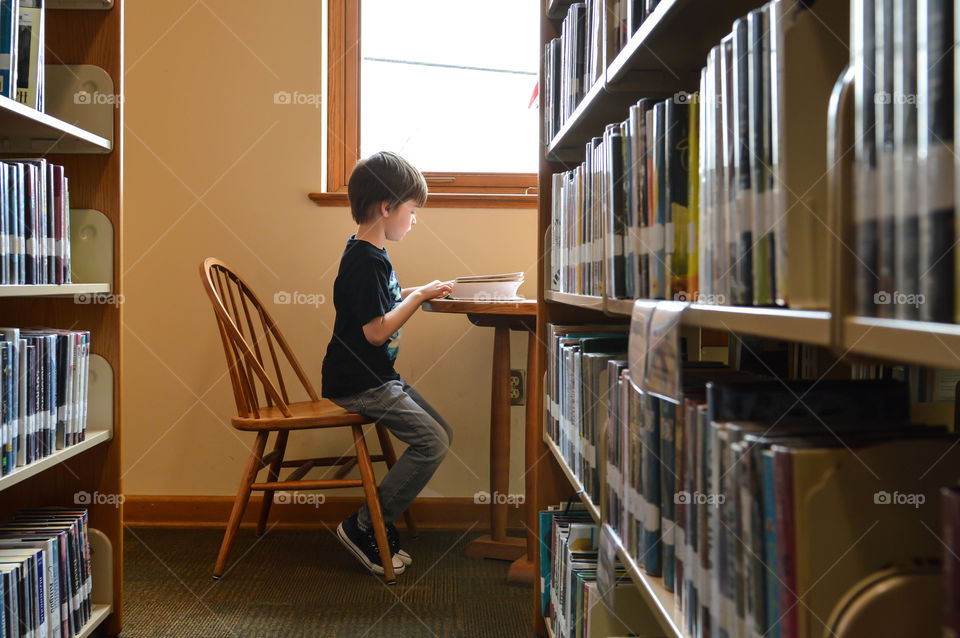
top-left (386, 270), bottom-right (402, 360)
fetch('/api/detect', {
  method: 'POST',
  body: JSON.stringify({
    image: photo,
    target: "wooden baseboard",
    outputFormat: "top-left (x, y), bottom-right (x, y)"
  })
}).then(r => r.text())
top-left (124, 495), bottom-right (528, 531)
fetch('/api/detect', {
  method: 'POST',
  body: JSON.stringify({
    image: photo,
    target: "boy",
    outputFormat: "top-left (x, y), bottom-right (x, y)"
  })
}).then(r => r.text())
top-left (322, 151), bottom-right (453, 577)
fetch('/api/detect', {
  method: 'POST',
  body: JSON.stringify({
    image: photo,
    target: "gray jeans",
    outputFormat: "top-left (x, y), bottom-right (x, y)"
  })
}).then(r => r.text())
top-left (330, 379), bottom-right (452, 528)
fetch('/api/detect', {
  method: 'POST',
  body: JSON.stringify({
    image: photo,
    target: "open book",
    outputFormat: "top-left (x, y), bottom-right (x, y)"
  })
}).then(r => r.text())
top-left (447, 272), bottom-right (525, 301)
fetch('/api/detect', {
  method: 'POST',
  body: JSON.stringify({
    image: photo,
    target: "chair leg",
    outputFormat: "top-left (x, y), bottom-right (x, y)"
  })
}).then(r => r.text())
top-left (258, 431), bottom-right (289, 536)
top-left (353, 425), bottom-right (396, 584)
top-left (214, 431), bottom-right (268, 579)
top-left (375, 423), bottom-right (419, 538)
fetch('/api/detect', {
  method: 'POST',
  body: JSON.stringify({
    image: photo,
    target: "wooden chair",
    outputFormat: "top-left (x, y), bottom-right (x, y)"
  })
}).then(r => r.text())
top-left (199, 257), bottom-right (416, 584)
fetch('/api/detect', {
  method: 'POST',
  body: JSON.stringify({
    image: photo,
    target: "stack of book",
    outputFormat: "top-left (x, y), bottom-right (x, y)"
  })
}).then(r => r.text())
top-left (0, 328), bottom-right (91, 476)
top-left (0, 508), bottom-right (93, 638)
top-left (0, 158), bottom-right (71, 286)
top-left (539, 505), bottom-right (660, 638)
top-left (851, 0), bottom-right (956, 323)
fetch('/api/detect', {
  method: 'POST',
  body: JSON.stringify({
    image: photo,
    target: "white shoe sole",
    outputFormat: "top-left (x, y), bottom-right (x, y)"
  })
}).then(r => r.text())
top-left (337, 523), bottom-right (406, 576)
top-left (395, 549), bottom-right (413, 567)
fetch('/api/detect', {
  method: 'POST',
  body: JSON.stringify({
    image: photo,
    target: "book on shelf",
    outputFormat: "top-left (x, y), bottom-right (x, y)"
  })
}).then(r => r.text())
top-left (0, 0), bottom-right (18, 100)
top-left (0, 159), bottom-right (71, 286)
top-left (0, 328), bottom-right (89, 476)
top-left (0, 507), bottom-right (92, 638)
top-left (547, 313), bottom-right (960, 638)
top-left (540, 504), bottom-right (664, 638)
top-left (851, 0), bottom-right (956, 322)
top-left (548, 0), bottom-right (842, 310)
top-left (14, 0), bottom-right (41, 111)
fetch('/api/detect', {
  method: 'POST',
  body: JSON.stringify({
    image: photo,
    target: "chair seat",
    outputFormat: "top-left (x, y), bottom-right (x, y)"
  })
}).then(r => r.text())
top-left (232, 399), bottom-right (372, 431)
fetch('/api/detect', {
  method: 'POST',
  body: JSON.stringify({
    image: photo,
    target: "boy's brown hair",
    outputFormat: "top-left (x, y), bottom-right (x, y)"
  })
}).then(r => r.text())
top-left (347, 151), bottom-right (428, 224)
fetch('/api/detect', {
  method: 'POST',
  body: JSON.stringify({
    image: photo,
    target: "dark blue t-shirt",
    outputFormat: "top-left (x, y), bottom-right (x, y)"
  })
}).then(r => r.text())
top-left (322, 237), bottom-right (403, 398)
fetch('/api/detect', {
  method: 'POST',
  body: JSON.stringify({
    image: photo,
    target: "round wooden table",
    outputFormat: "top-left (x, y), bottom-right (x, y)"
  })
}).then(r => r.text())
top-left (422, 298), bottom-right (538, 584)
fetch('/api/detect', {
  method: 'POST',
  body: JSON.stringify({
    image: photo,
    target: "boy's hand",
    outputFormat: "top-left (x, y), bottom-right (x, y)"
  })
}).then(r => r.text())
top-left (417, 280), bottom-right (453, 300)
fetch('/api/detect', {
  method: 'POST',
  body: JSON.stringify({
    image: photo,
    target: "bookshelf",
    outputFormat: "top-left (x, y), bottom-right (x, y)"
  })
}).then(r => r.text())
top-left (0, 1), bottom-right (124, 637)
top-left (533, 0), bottom-right (960, 636)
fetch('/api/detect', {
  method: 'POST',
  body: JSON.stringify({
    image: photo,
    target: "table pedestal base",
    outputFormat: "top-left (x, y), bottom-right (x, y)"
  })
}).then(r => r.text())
top-left (464, 534), bottom-right (526, 561)
top-left (507, 555), bottom-right (535, 586)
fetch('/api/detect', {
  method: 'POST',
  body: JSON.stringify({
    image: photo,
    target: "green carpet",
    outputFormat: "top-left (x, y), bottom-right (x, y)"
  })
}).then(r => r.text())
top-left (121, 527), bottom-right (535, 637)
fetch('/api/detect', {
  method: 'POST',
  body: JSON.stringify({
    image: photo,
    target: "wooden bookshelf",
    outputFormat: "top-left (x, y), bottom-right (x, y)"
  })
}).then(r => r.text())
top-left (556, 292), bottom-right (834, 345)
top-left (532, 1), bottom-right (958, 637)
top-left (544, 289), bottom-right (606, 313)
top-left (542, 432), bottom-right (601, 523)
top-left (0, 93), bottom-right (112, 153)
top-left (76, 604), bottom-right (114, 638)
top-left (0, 429), bottom-right (111, 492)
top-left (0, 2), bottom-right (124, 636)
top-left (0, 283), bottom-right (111, 297)
top-left (606, 0), bottom-right (769, 86)
top-left (842, 317), bottom-right (960, 370)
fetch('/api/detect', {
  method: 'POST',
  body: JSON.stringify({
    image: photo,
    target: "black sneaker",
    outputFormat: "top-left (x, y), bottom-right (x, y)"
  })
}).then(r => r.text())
top-left (336, 513), bottom-right (405, 576)
top-left (386, 522), bottom-right (412, 566)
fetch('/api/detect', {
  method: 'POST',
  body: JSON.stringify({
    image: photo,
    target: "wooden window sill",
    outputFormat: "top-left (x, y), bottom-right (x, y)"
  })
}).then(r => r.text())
top-left (308, 192), bottom-right (538, 210)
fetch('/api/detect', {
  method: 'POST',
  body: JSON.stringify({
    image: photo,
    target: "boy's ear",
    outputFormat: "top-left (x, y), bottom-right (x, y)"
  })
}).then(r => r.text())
top-left (379, 200), bottom-right (391, 217)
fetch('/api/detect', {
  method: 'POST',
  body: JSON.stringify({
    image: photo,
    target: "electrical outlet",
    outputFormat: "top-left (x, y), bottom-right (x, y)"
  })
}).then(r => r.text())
top-left (509, 369), bottom-right (525, 406)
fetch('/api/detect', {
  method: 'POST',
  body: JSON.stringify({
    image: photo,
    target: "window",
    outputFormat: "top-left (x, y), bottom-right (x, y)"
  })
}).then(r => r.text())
top-left (317, 0), bottom-right (539, 208)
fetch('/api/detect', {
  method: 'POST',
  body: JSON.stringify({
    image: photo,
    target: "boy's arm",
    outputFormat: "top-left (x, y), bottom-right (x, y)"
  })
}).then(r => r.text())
top-left (400, 281), bottom-right (452, 299)
top-left (363, 280), bottom-right (452, 346)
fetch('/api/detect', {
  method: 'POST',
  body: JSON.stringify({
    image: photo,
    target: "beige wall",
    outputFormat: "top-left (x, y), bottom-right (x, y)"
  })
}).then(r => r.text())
top-left (122, 0), bottom-right (538, 499)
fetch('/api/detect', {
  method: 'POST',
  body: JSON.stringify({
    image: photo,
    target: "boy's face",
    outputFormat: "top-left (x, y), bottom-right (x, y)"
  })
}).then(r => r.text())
top-left (383, 199), bottom-right (419, 241)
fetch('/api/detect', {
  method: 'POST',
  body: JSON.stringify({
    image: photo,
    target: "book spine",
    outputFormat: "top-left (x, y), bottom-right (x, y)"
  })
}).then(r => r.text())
top-left (876, 0), bottom-right (898, 316)
top-left (659, 397), bottom-right (677, 591)
top-left (646, 107), bottom-right (657, 299)
top-left (943, 486), bottom-right (960, 638)
top-left (653, 102), bottom-right (667, 299)
top-left (773, 448), bottom-right (796, 638)
top-left (748, 9), bottom-right (774, 306)
top-left (917, 0), bottom-right (955, 322)
top-left (642, 392), bottom-right (661, 576)
top-left (666, 99), bottom-right (691, 300)
top-left (688, 92), bottom-right (700, 300)
top-left (732, 18), bottom-right (754, 308)
top-left (699, 65), bottom-right (711, 303)
top-left (769, 0), bottom-right (788, 306)
top-left (854, 0), bottom-right (880, 316)
top-left (894, 0), bottom-right (920, 319)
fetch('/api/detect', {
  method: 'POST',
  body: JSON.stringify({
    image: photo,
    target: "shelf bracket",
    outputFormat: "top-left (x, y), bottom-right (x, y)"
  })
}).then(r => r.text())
top-left (44, 65), bottom-right (115, 152)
